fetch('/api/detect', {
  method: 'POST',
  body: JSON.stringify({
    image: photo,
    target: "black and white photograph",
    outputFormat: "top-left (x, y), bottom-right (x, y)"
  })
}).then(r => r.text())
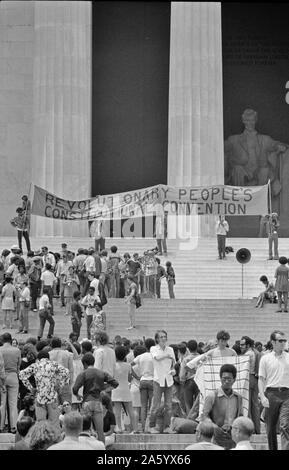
top-left (0, 0), bottom-right (289, 454)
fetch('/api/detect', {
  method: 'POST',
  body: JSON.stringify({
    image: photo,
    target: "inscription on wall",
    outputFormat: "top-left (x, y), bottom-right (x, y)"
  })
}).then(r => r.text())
top-left (223, 34), bottom-right (289, 66)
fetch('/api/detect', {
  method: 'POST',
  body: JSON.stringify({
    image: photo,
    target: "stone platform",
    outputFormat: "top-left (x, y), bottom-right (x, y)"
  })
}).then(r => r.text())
top-left (0, 432), bottom-right (280, 450)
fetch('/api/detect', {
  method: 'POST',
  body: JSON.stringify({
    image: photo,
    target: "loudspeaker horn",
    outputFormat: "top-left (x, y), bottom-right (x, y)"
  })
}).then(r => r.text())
top-left (236, 248), bottom-right (251, 264)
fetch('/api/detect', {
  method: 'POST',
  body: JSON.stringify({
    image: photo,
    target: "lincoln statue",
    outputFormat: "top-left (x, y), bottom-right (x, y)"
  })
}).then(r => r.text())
top-left (224, 109), bottom-right (288, 200)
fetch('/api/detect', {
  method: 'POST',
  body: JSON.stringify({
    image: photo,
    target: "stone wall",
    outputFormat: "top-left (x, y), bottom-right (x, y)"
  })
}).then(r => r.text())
top-left (0, 1), bottom-right (92, 238)
top-left (0, 1), bottom-right (34, 236)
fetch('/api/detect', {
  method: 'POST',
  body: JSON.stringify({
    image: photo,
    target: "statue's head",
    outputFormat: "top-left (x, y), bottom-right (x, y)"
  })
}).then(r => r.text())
top-left (242, 109), bottom-right (257, 131)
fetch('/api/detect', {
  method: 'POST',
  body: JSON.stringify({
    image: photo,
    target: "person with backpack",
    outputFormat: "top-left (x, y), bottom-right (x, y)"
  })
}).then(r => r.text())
top-left (28, 257), bottom-right (42, 312)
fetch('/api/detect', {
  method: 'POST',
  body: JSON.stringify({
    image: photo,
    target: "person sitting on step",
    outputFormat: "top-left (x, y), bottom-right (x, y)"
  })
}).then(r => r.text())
top-left (255, 275), bottom-right (276, 308)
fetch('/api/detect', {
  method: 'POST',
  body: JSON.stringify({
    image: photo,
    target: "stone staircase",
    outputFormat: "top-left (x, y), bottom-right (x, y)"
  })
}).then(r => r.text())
top-left (0, 432), bottom-right (280, 450)
top-left (0, 433), bottom-right (15, 450)
top-left (111, 433), bottom-right (279, 451)
top-left (1, 298), bottom-right (288, 346)
top-left (0, 235), bottom-right (287, 299)
top-left (1, 236), bottom-right (289, 344)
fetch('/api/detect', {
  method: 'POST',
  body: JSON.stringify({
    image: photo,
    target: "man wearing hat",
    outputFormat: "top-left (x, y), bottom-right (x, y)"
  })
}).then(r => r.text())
top-left (265, 213), bottom-right (279, 260)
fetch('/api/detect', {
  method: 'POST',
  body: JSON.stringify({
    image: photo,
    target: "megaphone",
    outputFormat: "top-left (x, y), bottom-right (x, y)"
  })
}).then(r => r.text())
top-left (236, 248), bottom-right (251, 264)
top-left (236, 248), bottom-right (251, 298)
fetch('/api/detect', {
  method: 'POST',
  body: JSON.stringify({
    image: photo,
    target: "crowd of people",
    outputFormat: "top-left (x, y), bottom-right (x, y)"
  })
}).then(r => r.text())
top-left (1, 196), bottom-right (288, 451)
top-left (0, 242), bottom-right (176, 338)
top-left (0, 326), bottom-right (287, 451)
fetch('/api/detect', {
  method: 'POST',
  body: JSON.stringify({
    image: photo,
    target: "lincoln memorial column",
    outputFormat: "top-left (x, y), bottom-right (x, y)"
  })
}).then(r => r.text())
top-left (167, 2), bottom-right (224, 238)
top-left (31, 1), bottom-right (91, 237)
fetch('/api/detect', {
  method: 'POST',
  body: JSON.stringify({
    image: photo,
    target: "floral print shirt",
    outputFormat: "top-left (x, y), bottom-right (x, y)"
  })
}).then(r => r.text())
top-left (19, 358), bottom-right (70, 405)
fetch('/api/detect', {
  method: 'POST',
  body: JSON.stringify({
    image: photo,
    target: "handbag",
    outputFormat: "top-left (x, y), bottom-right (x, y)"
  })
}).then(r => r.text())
top-left (135, 293), bottom-right (142, 309)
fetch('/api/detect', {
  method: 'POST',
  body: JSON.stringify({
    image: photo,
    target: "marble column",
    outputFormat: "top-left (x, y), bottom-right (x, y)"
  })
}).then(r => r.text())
top-left (31, 1), bottom-right (91, 237)
top-left (167, 2), bottom-right (224, 238)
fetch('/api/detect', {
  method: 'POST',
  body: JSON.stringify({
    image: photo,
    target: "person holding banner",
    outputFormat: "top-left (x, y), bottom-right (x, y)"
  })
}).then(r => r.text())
top-left (215, 216), bottom-right (229, 260)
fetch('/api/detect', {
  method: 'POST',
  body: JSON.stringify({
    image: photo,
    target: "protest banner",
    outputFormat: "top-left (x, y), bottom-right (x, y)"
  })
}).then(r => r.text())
top-left (31, 182), bottom-right (269, 220)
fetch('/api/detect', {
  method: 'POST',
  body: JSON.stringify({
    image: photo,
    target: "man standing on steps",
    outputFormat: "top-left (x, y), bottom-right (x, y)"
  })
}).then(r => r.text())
top-left (265, 213), bottom-right (280, 260)
top-left (215, 215), bottom-right (229, 260)
top-left (10, 207), bottom-right (31, 253)
top-left (239, 336), bottom-right (260, 434)
top-left (258, 330), bottom-right (289, 450)
top-left (149, 330), bottom-right (176, 434)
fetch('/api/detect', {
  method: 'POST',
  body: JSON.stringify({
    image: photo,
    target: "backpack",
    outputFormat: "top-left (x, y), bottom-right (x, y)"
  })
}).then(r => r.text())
top-left (29, 266), bottom-right (41, 282)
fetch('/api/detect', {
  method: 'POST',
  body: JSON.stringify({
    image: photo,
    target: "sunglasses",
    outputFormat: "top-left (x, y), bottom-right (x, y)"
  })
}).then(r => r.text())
top-left (275, 339), bottom-right (287, 343)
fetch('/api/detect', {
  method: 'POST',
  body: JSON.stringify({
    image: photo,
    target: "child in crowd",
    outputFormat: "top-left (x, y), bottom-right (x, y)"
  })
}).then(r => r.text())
top-left (111, 346), bottom-right (137, 434)
top-left (90, 306), bottom-right (106, 338)
top-left (59, 401), bottom-right (72, 428)
top-left (166, 261), bottom-right (176, 299)
top-left (255, 275), bottom-right (276, 308)
top-left (81, 286), bottom-right (101, 340)
top-left (70, 291), bottom-right (83, 340)
top-left (1, 276), bottom-right (16, 329)
top-left (18, 281), bottom-right (30, 334)
top-left (63, 265), bottom-right (80, 316)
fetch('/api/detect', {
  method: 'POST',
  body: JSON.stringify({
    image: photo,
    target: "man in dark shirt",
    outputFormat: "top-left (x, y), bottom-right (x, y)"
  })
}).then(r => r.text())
top-left (126, 254), bottom-right (141, 281)
top-left (265, 213), bottom-right (280, 260)
top-left (155, 257), bottom-right (166, 299)
top-left (73, 353), bottom-right (118, 443)
top-left (70, 291), bottom-right (83, 340)
top-left (129, 253), bottom-right (143, 293)
top-left (108, 246), bottom-right (121, 298)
